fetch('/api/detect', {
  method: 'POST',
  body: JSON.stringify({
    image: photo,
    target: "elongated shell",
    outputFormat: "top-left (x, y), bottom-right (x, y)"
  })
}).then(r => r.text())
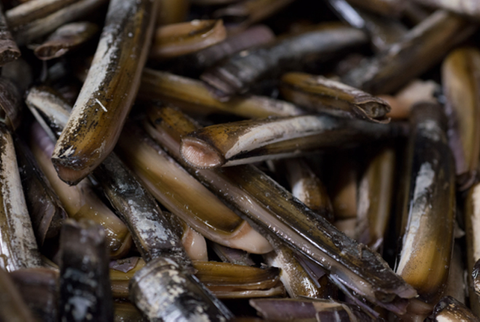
top-left (52, 0), bottom-right (157, 185)
top-left (30, 87), bottom-right (188, 264)
top-left (193, 261), bottom-right (284, 299)
top-left (194, 261), bottom-right (280, 288)
top-left (0, 123), bottom-right (41, 271)
top-left (30, 122), bottom-right (133, 259)
top-left (279, 157), bottom-right (333, 222)
top-left (396, 103), bottom-right (455, 302)
top-left (342, 10), bottom-right (477, 95)
top-left (176, 25), bottom-right (274, 72)
top-left (140, 69), bottom-right (304, 118)
top-left (59, 220), bottom-right (114, 322)
top-left (202, 23), bottom-right (367, 98)
top-left (5, 0), bottom-right (79, 29)
top-left (117, 124), bottom-right (272, 254)
top-left (144, 106), bottom-right (417, 314)
top-left (15, 136), bottom-right (67, 246)
top-left (442, 47), bottom-right (480, 190)
top-left (129, 257), bottom-right (234, 321)
top-left (280, 72), bottom-right (391, 123)
top-left (9, 0), bottom-right (108, 46)
top-left (34, 21), bottom-right (99, 60)
top-left (430, 296), bottom-right (479, 322)
top-left (180, 114), bottom-right (398, 169)
top-left (356, 147), bottom-right (395, 251)
top-left (150, 20), bottom-right (226, 60)
top-left (94, 153), bottom-right (192, 267)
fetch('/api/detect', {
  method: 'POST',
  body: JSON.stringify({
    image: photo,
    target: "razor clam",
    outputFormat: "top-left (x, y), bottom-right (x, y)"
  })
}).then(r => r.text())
top-left (180, 113), bottom-right (399, 169)
top-left (129, 257), bottom-right (234, 321)
top-left (342, 10), bottom-right (477, 95)
top-left (412, 0), bottom-right (480, 20)
top-left (277, 157), bottom-right (334, 222)
top-left (263, 237), bottom-right (326, 298)
top-left (0, 2), bottom-right (19, 66)
top-left (430, 296), bottom-right (479, 322)
top-left (209, 242), bottom-right (255, 266)
top-left (150, 20), bottom-right (226, 60)
top-left (193, 261), bottom-right (284, 299)
top-left (113, 257), bottom-right (281, 300)
top-left (356, 147), bottom-right (395, 251)
top-left (114, 302), bottom-right (146, 322)
top-left (34, 22), bottom-right (99, 60)
top-left (143, 106), bottom-right (417, 313)
top-left (0, 76), bottom-right (22, 132)
top-left (10, 267), bottom-right (59, 322)
top-left (115, 258), bottom-right (270, 312)
top-left (465, 182), bottom-right (480, 316)
top-left (201, 23), bottom-right (368, 98)
top-left (0, 267), bottom-right (36, 321)
top-left (95, 153), bottom-right (193, 267)
top-left (59, 219), bottom-right (114, 322)
top-left (116, 124), bottom-right (273, 255)
top-left (8, 0), bottom-right (108, 46)
top-left (326, 0), bottom-right (407, 52)
top-left (29, 84), bottom-right (204, 266)
top-left (14, 135), bottom-right (67, 247)
top-left (140, 69), bottom-right (305, 118)
top-left (396, 103), bottom-right (455, 302)
top-left (174, 25), bottom-right (275, 73)
top-left (52, 0), bottom-right (157, 185)
top-left (0, 123), bottom-right (41, 271)
top-left (212, 0), bottom-right (295, 33)
top-left (156, 0), bottom-right (189, 26)
top-left (30, 122), bottom-right (133, 259)
top-left (5, 0), bottom-right (79, 29)
top-left (249, 298), bottom-right (373, 321)
top-left (280, 72), bottom-right (391, 123)
top-left (442, 47), bottom-right (480, 190)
